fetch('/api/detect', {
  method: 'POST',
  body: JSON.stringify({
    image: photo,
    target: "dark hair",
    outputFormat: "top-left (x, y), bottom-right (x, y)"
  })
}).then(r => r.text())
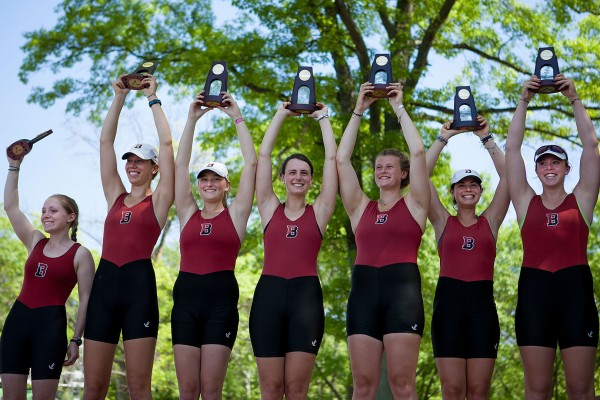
top-left (279, 153), bottom-right (314, 177)
top-left (49, 194), bottom-right (79, 241)
top-left (375, 149), bottom-right (410, 189)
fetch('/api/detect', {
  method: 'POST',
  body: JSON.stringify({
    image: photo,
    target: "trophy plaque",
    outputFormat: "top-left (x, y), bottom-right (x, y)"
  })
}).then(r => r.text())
top-left (202, 61), bottom-right (228, 107)
top-left (368, 53), bottom-right (393, 98)
top-left (450, 86), bottom-right (479, 130)
top-left (122, 61), bottom-right (158, 90)
top-left (286, 66), bottom-right (319, 114)
top-left (7, 129), bottom-right (53, 160)
top-left (533, 47), bottom-right (560, 94)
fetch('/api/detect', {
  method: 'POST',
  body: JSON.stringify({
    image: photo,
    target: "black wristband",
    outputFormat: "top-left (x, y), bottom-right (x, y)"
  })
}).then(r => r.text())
top-left (70, 337), bottom-right (82, 346)
top-left (480, 134), bottom-right (493, 145)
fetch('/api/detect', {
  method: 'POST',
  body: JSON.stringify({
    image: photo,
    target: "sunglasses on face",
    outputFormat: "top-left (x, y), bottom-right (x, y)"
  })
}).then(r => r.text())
top-left (535, 144), bottom-right (568, 160)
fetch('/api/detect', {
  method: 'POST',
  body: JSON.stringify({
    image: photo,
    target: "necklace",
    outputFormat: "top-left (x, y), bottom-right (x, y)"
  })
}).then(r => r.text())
top-left (378, 197), bottom-right (401, 206)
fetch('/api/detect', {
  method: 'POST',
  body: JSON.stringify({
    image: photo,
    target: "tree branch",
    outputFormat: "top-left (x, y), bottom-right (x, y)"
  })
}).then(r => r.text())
top-left (452, 43), bottom-right (530, 74)
top-left (334, 0), bottom-right (371, 78)
top-left (406, 0), bottom-right (457, 89)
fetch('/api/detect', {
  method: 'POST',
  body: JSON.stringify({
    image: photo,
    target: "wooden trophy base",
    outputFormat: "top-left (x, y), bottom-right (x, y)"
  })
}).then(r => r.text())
top-left (536, 79), bottom-right (558, 94)
top-left (122, 74), bottom-right (150, 90)
top-left (451, 120), bottom-right (482, 130)
top-left (369, 84), bottom-right (392, 98)
top-left (286, 103), bottom-right (319, 114)
top-left (202, 95), bottom-right (226, 107)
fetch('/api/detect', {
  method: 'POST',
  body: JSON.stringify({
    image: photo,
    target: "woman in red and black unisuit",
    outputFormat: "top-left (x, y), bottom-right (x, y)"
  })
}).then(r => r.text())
top-left (2, 153), bottom-right (95, 399)
top-left (506, 73), bottom-right (599, 399)
top-left (82, 74), bottom-right (174, 400)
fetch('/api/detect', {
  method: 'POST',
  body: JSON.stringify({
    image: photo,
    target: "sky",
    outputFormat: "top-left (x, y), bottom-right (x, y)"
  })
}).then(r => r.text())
top-left (1, 1), bottom-right (585, 252)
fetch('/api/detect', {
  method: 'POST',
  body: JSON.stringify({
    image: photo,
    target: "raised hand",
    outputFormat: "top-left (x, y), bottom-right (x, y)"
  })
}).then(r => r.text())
top-left (216, 92), bottom-right (242, 120)
top-left (354, 82), bottom-right (378, 114)
top-left (307, 102), bottom-right (328, 119)
top-left (113, 74), bottom-right (131, 96)
top-left (188, 90), bottom-right (213, 120)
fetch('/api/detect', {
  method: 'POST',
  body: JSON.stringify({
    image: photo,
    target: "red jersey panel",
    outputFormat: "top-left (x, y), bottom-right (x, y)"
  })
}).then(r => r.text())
top-left (521, 194), bottom-right (588, 272)
top-left (438, 216), bottom-right (496, 281)
top-left (179, 208), bottom-right (241, 275)
top-left (263, 204), bottom-right (322, 278)
top-left (101, 193), bottom-right (162, 266)
top-left (17, 238), bottom-right (79, 308)
top-left (354, 199), bottom-right (422, 267)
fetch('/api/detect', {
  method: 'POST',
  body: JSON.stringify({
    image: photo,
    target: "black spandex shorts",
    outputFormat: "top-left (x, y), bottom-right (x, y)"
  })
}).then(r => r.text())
top-left (515, 265), bottom-right (598, 349)
top-left (85, 258), bottom-right (159, 343)
top-left (346, 263), bottom-right (425, 340)
top-left (0, 300), bottom-right (67, 380)
top-left (249, 275), bottom-right (324, 357)
top-left (431, 277), bottom-right (499, 358)
top-left (171, 270), bottom-right (239, 349)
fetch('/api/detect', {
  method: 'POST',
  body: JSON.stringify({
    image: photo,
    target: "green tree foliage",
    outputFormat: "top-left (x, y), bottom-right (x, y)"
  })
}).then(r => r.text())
top-left (14, 0), bottom-right (600, 398)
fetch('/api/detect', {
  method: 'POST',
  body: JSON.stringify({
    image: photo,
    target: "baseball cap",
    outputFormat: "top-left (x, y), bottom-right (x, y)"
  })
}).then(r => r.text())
top-left (122, 143), bottom-right (159, 165)
top-left (196, 161), bottom-right (229, 180)
top-left (451, 169), bottom-right (482, 185)
top-left (534, 144), bottom-right (568, 162)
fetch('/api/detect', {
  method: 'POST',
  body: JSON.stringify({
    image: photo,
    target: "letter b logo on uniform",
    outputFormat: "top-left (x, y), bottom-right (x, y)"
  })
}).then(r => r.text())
top-left (546, 213), bottom-right (559, 227)
top-left (286, 225), bottom-right (299, 238)
top-left (120, 211), bottom-right (132, 224)
top-left (200, 223), bottom-right (212, 235)
top-left (462, 236), bottom-right (475, 250)
top-left (35, 263), bottom-right (48, 277)
top-left (375, 214), bottom-right (388, 224)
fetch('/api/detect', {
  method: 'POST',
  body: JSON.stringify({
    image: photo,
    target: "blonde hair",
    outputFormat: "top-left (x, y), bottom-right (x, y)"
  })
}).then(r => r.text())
top-left (375, 149), bottom-right (410, 189)
top-left (49, 194), bottom-right (79, 241)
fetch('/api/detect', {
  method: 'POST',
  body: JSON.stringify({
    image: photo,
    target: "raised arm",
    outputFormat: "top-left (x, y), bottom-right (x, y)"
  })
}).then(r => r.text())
top-left (4, 157), bottom-right (45, 251)
top-left (557, 74), bottom-right (600, 222)
top-left (308, 104), bottom-right (338, 233)
top-left (143, 76), bottom-right (174, 228)
top-left (64, 246), bottom-right (95, 367)
top-left (336, 83), bottom-right (376, 228)
top-left (473, 117), bottom-right (510, 236)
top-left (389, 83), bottom-right (429, 229)
top-left (175, 92), bottom-right (213, 229)
top-left (256, 103), bottom-right (296, 227)
top-left (425, 122), bottom-right (464, 236)
top-left (100, 76), bottom-right (129, 208)
top-left (217, 93), bottom-right (257, 240)
top-left (505, 76), bottom-right (538, 222)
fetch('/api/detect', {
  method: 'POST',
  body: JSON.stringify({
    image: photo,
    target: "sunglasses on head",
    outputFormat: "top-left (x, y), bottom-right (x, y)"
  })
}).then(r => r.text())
top-left (535, 144), bottom-right (568, 159)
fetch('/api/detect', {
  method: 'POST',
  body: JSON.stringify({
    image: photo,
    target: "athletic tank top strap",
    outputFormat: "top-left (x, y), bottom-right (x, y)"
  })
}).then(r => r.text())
top-left (101, 192), bottom-right (162, 266)
top-left (17, 238), bottom-right (80, 308)
top-left (438, 216), bottom-right (496, 281)
top-left (521, 194), bottom-right (588, 272)
top-left (354, 199), bottom-right (422, 267)
top-left (262, 203), bottom-right (322, 278)
top-left (179, 208), bottom-right (241, 275)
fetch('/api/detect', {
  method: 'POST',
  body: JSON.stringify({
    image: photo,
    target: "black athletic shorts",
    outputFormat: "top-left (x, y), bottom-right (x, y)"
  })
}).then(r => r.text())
top-left (0, 300), bottom-right (67, 380)
top-left (431, 277), bottom-right (500, 358)
top-left (171, 270), bottom-right (239, 349)
top-left (249, 275), bottom-right (324, 357)
top-left (346, 263), bottom-right (425, 340)
top-left (515, 265), bottom-right (598, 349)
top-left (85, 258), bottom-right (159, 343)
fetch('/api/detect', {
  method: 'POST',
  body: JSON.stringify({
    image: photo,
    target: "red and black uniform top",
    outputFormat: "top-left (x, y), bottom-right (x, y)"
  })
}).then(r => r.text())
top-left (521, 194), bottom-right (588, 272)
top-left (179, 208), bottom-right (241, 275)
top-left (18, 238), bottom-right (80, 308)
top-left (101, 193), bottom-right (162, 266)
top-left (262, 204), bottom-right (322, 279)
top-left (354, 199), bottom-right (422, 267)
top-left (438, 216), bottom-right (496, 282)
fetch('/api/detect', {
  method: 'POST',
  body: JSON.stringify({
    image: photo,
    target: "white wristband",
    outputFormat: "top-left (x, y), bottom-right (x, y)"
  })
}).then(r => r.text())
top-left (314, 113), bottom-right (329, 121)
